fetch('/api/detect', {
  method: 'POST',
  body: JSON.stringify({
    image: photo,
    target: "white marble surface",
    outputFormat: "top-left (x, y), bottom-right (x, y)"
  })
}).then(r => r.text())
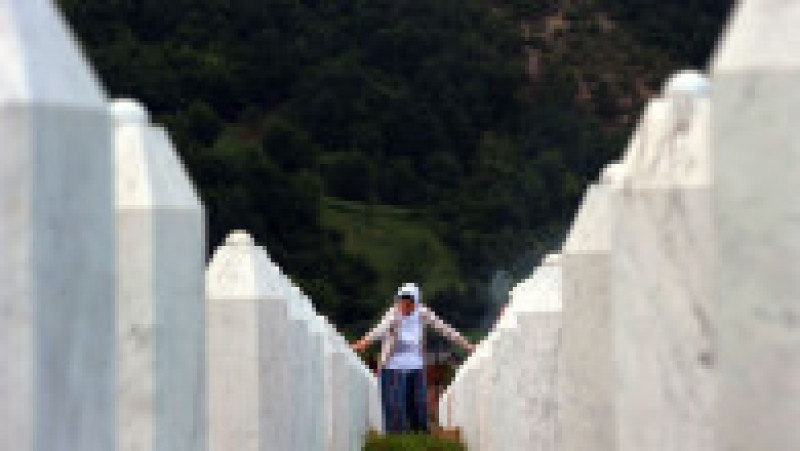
top-left (451, 345), bottom-right (479, 450)
top-left (496, 286), bottom-right (530, 451)
top-left (438, 387), bottom-right (450, 428)
top-left (329, 336), bottom-right (350, 451)
top-left (262, 271), bottom-right (373, 451)
top-left (255, 256), bottom-right (293, 451)
top-left (559, 253), bottom-right (614, 451)
top-left (306, 311), bottom-right (328, 451)
top-left (348, 353), bottom-right (371, 449)
top-left (207, 231), bottom-right (293, 451)
top-left (319, 324), bottom-right (338, 448)
top-left (516, 258), bottom-right (561, 451)
top-left (559, 181), bottom-right (617, 451)
top-left (114, 98), bottom-right (206, 451)
top-left (367, 372), bottom-right (382, 434)
top-left (299, 293), bottom-right (324, 448)
top-left (613, 79), bottom-right (714, 451)
top-left (517, 311), bottom-right (560, 451)
top-left (206, 232), bottom-right (261, 451)
top-left (320, 318), bottom-right (337, 450)
top-left (477, 335), bottom-right (496, 451)
top-left (712, 2), bottom-right (800, 449)
top-left (207, 231), bottom-right (377, 451)
top-left (453, 361), bottom-right (470, 448)
top-left (471, 343), bottom-right (492, 451)
top-left (490, 317), bottom-right (518, 451)
top-left (442, 363), bottom-right (465, 436)
top-left (0, 1), bottom-right (115, 449)
top-left (344, 351), bottom-right (358, 450)
top-left (0, 0), bottom-right (106, 106)
top-left (444, 374), bottom-right (457, 430)
top-left (464, 363), bottom-right (480, 450)
top-left (442, 255), bottom-right (561, 451)
top-left (279, 281), bottom-right (312, 451)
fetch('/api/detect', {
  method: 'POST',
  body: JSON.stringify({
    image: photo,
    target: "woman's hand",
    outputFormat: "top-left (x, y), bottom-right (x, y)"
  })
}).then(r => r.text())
top-left (351, 338), bottom-right (368, 352)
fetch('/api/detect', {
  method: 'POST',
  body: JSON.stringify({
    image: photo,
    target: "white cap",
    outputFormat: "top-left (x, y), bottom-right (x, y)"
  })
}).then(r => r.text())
top-left (396, 282), bottom-right (421, 305)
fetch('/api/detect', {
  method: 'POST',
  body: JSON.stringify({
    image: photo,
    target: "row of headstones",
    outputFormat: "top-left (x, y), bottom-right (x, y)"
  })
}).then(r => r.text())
top-left (439, 1), bottom-right (800, 450)
top-left (0, 1), bottom-right (380, 449)
top-left (122, 96), bottom-right (384, 451)
top-left (438, 252), bottom-right (561, 451)
top-left (206, 229), bottom-right (382, 451)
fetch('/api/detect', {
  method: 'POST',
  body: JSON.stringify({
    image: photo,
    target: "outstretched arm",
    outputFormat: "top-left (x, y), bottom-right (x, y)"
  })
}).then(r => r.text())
top-left (351, 307), bottom-right (395, 352)
top-left (424, 307), bottom-right (474, 353)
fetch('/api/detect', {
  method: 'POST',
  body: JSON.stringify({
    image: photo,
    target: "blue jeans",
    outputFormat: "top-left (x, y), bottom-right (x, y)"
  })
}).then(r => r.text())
top-left (380, 368), bottom-right (428, 433)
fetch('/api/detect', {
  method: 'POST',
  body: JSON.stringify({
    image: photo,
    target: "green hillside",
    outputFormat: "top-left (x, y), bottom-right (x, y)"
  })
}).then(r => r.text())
top-left (58, 0), bottom-right (733, 334)
top-left (322, 198), bottom-right (459, 295)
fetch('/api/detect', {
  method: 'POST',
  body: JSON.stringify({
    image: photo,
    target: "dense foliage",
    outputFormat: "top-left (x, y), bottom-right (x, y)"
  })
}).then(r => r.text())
top-left (59, 0), bottom-right (732, 335)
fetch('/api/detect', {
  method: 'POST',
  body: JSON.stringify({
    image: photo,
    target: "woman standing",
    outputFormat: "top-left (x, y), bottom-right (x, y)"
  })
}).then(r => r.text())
top-left (351, 283), bottom-right (474, 433)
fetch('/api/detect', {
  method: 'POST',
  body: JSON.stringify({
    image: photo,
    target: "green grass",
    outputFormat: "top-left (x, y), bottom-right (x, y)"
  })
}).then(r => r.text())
top-left (320, 196), bottom-right (461, 301)
top-left (363, 432), bottom-right (466, 451)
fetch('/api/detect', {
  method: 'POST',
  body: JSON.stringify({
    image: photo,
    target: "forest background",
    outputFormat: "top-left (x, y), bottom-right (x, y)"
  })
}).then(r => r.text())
top-left (59, 0), bottom-right (732, 339)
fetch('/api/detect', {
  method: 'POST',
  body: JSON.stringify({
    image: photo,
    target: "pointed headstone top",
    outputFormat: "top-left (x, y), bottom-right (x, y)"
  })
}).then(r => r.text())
top-left (225, 230), bottom-right (255, 246)
top-left (543, 253), bottom-right (561, 266)
top-left (712, 0), bottom-right (800, 71)
top-left (207, 231), bottom-right (290, 301)
top-left (623, 83), bottom-right (710, 187)
top-left (114, 101), bottom-right (203, 210)
top-left (663, 70), bottom-right (710, 97)
top-left (0, 0), bottom-right (105, 105)
top-left (517, 262), bottom-right (562, 313)
top-left (564, 185), bottom-right (613, 253)
top-left (600, 161), bottom-right (628, 184)
top-left (111, 98), bottom-right (150, 124)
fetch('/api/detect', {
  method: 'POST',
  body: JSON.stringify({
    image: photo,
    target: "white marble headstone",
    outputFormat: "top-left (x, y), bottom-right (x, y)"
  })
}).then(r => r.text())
top-left (475, 340), bottom-right (495, 451)
top-left (438, 386), bottom-right (450, 428)
top-left (559, 178), bottom-right (618, 451)
top-left (451, 343), bottom-right (480, 450)
top-left (113, 98), bottom-right (206, 451)
top-left (273, 276), bottom-right (312, 451)
top-left (0, 1), bottom-right (115, 449)
top-left (306, 309), bottom-right (329, 451)
top-left (206, 231), bottom-right (292, 451)
top-left (514, 255), bottom-right (561, 451)
top-left (317, 317), bottom-right (336, 450)
top-left (613, 75), bottom-right (714, 451)
top-left (367, 370), bottom-right (383, 434)
top-left (712, 1), bottom-right (800, 449)
top-left (328, 325), bottom-right (352, 451)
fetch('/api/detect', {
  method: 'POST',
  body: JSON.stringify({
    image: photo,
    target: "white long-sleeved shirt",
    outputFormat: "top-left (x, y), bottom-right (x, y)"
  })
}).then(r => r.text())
top-left (364, 304), bottom-right (471, 370)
